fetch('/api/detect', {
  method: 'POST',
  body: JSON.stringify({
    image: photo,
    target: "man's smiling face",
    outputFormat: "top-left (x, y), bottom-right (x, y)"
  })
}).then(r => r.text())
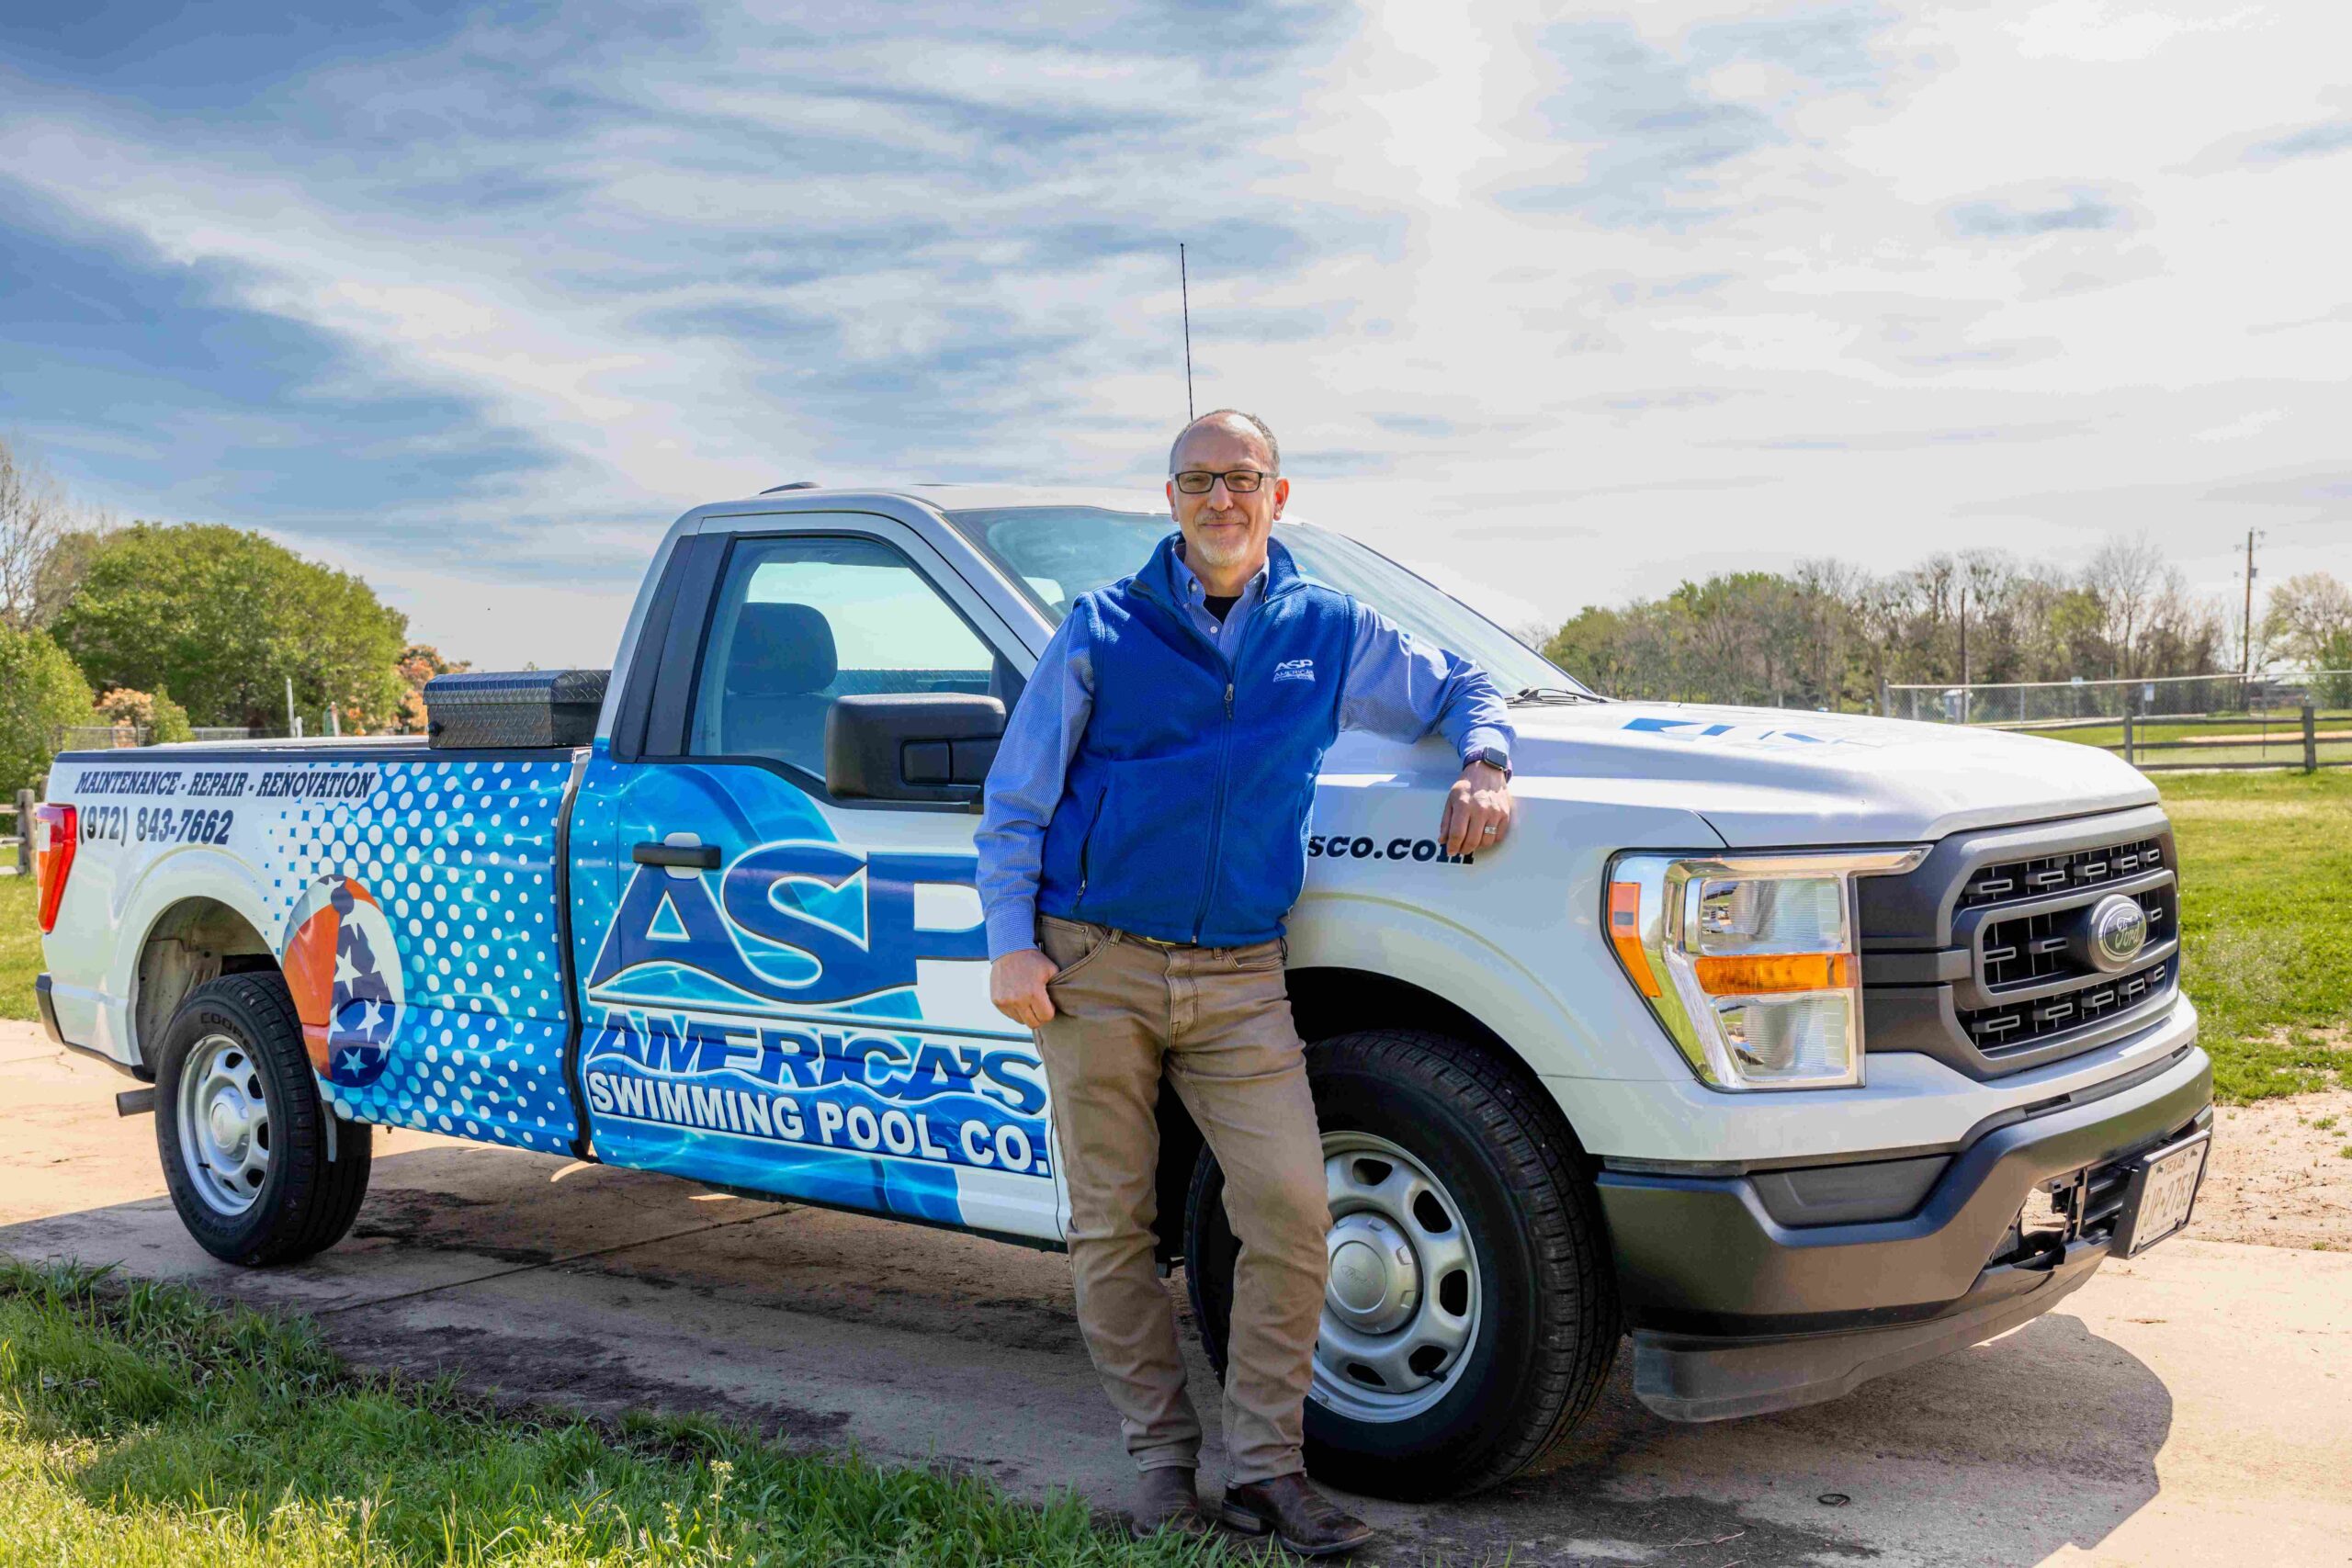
top-left (1167, 415), bottom-right (1287, 583)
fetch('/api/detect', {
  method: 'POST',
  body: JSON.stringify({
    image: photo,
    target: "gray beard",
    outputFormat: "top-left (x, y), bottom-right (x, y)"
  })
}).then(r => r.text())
top-left (1187, 529), bottom-right (1257, 572)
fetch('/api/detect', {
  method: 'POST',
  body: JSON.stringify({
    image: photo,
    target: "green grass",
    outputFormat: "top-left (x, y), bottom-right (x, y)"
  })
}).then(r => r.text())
top-left (0, 1261), bottom-right (1226, 1567)
top-left (2137, 742), bottom-right (2352, 769)
top-left (1, 873), bottom-right (34, 1022)
top-left (2163, 770), bottom-right (2352, 1101)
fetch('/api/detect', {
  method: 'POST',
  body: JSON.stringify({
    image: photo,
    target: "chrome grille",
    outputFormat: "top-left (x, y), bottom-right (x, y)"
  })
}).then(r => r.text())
top-left (1858, 806), bottom-right (2182, 1080)
top-left (1958, 836), bottom-right (2164, 910)
top-left (1961, 954), bottom-right (2176, 1055)
top-left (1978, 884), bottom-right (2175, 992)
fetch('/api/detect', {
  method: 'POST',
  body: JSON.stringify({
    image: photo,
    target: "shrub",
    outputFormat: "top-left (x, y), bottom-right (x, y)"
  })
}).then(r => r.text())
top-left (0, 626), bottom-right (96, 797)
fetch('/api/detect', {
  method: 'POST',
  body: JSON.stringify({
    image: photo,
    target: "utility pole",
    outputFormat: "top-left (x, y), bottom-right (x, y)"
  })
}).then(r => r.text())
top-left (2241, 528), bottom-right (2263, 678)
top-left (1958, 583), bottom-right (1970, 723)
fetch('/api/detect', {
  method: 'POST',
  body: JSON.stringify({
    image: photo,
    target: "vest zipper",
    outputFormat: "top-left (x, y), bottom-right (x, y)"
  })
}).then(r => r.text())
top-left (1136, 562), bottom-right (1298, 946)
top-left (1192, 681), bottom-right (1236, 943)
top-left (1190, 602), bottom-right (1271, 941)
top-left (1074, 781), bottom-right (1104, 915)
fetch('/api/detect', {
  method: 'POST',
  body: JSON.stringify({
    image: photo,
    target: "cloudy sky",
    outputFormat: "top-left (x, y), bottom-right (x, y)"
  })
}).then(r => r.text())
top-left (2, 0), bottom-right (2346, 669)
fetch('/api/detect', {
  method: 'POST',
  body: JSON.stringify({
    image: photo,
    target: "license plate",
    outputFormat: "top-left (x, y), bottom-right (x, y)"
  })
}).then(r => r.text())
top-left (2115, 1131), bottom-right (2210, 1258)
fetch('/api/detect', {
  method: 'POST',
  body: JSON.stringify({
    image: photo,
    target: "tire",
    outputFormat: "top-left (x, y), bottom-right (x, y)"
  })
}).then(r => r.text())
top-left (153, 972), bottom-right (374, 1266)
top-left (1185, 1029), bottom-right (1620, 1499)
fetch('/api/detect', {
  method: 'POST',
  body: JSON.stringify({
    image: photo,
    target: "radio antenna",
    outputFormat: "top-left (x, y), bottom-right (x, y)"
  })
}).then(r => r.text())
top-left (1179, 242), bottom-right (1194, 421)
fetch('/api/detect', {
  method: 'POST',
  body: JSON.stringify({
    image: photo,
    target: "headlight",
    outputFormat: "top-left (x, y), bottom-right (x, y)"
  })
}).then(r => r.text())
top-left (1606, 849), bottom-right (1926, 1090)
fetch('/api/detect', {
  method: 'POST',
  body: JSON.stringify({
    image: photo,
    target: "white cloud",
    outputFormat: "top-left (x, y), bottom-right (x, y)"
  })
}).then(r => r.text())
top-left (2195, 408), bottom-right (2285, 443)
top-left (1, 0), bottom-right (2346, 672)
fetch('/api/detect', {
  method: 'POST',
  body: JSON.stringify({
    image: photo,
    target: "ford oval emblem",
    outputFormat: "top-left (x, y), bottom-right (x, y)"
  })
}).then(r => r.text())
top-left (2088, 894), bottom-right (2150, 971)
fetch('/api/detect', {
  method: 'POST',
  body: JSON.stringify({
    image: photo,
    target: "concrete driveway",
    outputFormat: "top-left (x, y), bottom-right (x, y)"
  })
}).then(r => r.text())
top-left (3, 1019), bottom-right (2346, 1567)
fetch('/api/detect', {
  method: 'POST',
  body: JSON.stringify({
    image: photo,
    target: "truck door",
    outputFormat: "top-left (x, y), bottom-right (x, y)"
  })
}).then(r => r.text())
top-left (566, 512), bottom-right (1057, 1243)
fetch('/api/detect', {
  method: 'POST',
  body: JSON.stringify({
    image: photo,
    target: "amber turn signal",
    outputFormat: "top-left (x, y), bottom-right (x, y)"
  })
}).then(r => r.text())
top-left (1690, 951), bottom-right (1854, 996)
top-left (1607, 881), bottom-right (1661, 998)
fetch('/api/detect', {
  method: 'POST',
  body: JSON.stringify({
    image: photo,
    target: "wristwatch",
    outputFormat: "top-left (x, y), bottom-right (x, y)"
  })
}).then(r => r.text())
top-left (1467, 745), bottom-right (1511, 779)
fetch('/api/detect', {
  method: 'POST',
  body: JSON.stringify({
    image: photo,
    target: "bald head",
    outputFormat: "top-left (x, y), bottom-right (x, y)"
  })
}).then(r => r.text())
top-left (1169, 408), bottom-right (1280, 476)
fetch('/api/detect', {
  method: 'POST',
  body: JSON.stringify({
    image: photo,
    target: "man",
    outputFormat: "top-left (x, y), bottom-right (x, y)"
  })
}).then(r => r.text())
top-left (976, 410), bottom-right (1515, 1556)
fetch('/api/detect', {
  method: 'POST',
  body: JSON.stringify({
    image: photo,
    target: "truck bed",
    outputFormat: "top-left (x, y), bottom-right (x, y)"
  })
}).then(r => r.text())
top-left (42, 742), bottom-right (588, 1156)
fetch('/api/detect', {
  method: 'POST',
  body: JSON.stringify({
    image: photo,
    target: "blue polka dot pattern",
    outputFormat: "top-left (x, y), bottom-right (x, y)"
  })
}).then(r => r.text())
top-left (254, 758), bottom-right (580, 1152)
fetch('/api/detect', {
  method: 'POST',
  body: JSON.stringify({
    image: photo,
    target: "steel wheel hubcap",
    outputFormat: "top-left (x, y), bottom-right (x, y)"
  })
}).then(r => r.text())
top-left (177, 1033), bottom-right (271, 1216)
top-left (1311, 1132), bottom-right (1481, 1423)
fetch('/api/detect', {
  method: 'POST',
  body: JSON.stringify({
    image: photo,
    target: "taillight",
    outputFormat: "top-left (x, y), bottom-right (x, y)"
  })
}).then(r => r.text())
top-left (33, 804), bottom-right (76, 934)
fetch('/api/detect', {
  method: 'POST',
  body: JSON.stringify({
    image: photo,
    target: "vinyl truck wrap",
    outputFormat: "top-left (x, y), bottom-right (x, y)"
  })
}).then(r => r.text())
top-left (32, 486), bottom-right (2214, 1498)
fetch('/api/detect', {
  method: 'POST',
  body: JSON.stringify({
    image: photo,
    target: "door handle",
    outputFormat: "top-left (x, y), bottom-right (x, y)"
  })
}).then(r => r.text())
top-left (631, 841), bottom-right (719, 869)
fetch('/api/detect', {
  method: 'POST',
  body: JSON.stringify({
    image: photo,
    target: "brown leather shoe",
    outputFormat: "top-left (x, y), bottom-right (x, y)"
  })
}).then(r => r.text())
top-left (1132, 1466), bottom-right (1213, 1540)
top-left (1217, 1472), bottom-right (1375, 1557)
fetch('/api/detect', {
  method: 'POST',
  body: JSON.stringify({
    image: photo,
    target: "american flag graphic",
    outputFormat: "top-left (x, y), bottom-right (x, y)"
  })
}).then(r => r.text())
top-left (286, 875), bottom-right (400, 1089)
top-left (325, 883), bottom-right (397, 1087)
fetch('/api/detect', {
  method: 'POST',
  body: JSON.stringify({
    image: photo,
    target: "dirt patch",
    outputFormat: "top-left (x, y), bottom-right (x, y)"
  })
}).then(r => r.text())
top-left (348, 1186), bottom-right (560, 1265)
top-left (2191, 1087), bottom-right (2352, 1250)
top-left (328, 1319), bottom-right (854, 1449)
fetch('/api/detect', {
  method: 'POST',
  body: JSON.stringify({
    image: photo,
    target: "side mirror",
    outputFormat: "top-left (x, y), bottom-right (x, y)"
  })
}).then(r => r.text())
top-left (825, 694), bottom-right (1005, 805)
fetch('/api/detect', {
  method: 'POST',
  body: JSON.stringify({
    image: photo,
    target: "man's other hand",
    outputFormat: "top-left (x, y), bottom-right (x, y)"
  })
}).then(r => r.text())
top-left (991, 948), bottom-right (1061, 1029)
top-left (1440, 760), bottom-right (1514, 858)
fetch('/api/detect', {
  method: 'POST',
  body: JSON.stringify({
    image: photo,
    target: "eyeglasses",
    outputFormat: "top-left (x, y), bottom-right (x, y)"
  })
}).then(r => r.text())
top-left (1172, 468), bottom-right (1272, 495)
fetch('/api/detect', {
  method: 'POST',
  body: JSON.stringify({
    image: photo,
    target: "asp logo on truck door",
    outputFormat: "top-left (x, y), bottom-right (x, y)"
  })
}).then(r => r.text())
top-left (586, 841), bottom-right (985, 1006)
top-left (580, 836), bottom-right (1049, 1203)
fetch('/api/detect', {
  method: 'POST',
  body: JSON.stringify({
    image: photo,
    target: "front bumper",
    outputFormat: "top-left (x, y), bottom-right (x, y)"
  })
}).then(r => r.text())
top-left (1598, 1041), bottom-right (2212, 1421)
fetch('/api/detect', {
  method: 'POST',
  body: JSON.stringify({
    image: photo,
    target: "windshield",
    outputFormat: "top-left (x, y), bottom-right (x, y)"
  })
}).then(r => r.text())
top-left (940, 506), bottom-right (1586, 697)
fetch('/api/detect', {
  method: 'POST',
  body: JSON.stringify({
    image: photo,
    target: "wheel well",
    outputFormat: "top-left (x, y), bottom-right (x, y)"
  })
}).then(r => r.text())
top-left (1286, 966), bottom-right (1517, 1066)
top-left (132, 898), bottom-right (275, 1075)
top-left (1151, 965), bottom-right (1582, 1264)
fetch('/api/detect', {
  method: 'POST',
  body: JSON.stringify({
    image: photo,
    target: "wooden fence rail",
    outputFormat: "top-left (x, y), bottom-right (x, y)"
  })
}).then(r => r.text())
top-left (2119, 705), bottom-right (2338, 773)
top-left (1, 789), bottom-right (31, 877)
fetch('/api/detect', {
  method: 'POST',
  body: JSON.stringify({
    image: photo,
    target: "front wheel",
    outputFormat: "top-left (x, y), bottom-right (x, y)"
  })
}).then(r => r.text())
top-left (154, 973), bottom-right (373, 1266)
top-left (1185, 1030), bottom-right (1620, 1499)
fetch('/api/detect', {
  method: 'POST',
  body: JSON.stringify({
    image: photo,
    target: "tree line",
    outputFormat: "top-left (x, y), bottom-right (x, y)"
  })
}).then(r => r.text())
top-left (1541, 536), bottom-right (2352, 711)
top-left (1, 433), bottom-right (466, 796)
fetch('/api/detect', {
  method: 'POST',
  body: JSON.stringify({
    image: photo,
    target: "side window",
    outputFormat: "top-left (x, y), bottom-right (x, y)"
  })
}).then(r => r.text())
top-left (690, 535), bottom-right (998, 781)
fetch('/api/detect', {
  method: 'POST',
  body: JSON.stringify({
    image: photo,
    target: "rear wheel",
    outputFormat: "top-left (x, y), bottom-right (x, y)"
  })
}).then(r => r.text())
top-left (1185, 1029), bottom-right (1619, 1499)
top-left (154, 973), bottom-right (373, 1265)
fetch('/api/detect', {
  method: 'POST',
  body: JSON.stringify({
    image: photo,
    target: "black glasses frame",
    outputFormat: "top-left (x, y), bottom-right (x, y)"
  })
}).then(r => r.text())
top-left (1171, 468), bottom-right (1273, 495)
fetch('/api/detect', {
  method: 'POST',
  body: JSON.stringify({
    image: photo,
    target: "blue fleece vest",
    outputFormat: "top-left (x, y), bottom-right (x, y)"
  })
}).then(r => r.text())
top-left (1036, 534), bottom-right (1359, 947)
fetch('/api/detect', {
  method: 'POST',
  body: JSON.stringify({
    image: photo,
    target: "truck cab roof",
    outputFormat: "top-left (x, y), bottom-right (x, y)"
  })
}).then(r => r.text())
top-left (689, 482), bottom-right (1168, 527)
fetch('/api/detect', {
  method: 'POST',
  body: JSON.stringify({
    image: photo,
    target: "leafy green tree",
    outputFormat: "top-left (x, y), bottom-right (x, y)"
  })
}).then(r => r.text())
top-left (0, 626), bottom-right (96, 797)
top-left (150, 687), bottom-right (197, 744)
top-left (2313, 633), bottom-right (2352, 708)
top-left (51, 525), bottom-right (408, 730)
top-left (2265, 572), bottom-right (2352, 669)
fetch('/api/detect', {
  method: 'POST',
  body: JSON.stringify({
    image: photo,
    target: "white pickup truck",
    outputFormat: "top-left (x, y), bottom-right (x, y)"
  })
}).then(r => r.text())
top-left (30, 486), bottom-right (2212, 1498)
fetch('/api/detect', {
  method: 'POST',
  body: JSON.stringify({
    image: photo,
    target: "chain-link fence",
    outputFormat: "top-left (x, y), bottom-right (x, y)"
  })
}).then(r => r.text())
top-left (1881, 674), bottom-right (2352, 773)
top-left (1883, 670), bottom-right (2352, 726)
top-left (54, 725), bottom-right (264, 750)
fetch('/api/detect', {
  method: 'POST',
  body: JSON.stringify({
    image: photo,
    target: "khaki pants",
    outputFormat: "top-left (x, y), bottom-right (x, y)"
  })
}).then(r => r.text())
top-left (1035, 915), bottom-right (1329, 1484)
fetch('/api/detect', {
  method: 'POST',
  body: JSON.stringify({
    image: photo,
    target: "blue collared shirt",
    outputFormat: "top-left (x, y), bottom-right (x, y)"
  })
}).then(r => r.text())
top-left (976, 545), bottom-right (1515, 959)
